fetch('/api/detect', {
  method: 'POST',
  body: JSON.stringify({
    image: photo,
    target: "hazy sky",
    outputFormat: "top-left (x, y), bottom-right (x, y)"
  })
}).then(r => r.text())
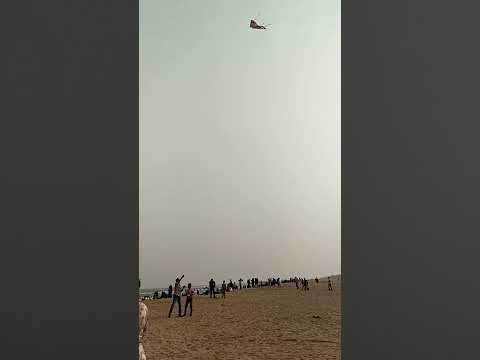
top-left (140, 0), bottom-right (340, 288)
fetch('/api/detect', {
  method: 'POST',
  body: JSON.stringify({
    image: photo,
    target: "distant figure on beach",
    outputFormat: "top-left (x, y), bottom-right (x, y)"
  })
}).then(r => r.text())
top-left (255, 278), bottom-right (259, 287)
top-left (168, 285), bottom-right (173, 298)
top-left (209, 278), bottom-right (216, 298)
top-left (221, 281), bottom-right (227, 298)
top-left (183, 283), bottom-right (194, 317)
top-left (328, 277), bottom-right (333, 291)
top-left (315, 277), bottom-right (319, 284)
top-left (251, 278), bottom-right (255, 288)
top-left (247, 279), bottom-right (251, 288)
top-left (239, 278), bottom-right (243, 289)
top-left (139, 280), bottom-right (148, 360)
top-left (295, 277), bottom-right (299, 290)
top-left (277, 277), bottom-right (281, 287)
top-left (168, 275), bottom-right (185, 318)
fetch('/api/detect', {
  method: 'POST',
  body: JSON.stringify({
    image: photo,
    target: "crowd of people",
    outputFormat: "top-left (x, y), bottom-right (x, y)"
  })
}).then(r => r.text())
top-left (139, 275), bottom-right (336, 359)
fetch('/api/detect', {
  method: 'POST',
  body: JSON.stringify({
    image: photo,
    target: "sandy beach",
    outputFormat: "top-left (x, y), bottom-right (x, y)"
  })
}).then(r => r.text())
top-left (142, 279), bottom-right (341, 360)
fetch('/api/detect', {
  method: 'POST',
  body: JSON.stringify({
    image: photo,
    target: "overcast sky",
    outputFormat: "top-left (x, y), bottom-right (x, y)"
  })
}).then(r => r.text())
top-left (140, 0), bottom-right (340, 288)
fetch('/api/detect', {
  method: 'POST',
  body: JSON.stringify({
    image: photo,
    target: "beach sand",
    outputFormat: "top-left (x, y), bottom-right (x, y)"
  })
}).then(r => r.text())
top-left (142, 279), bottom-right (341, 359)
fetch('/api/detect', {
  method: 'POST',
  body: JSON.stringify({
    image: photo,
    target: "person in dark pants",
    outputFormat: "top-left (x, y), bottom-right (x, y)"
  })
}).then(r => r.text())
top-left (247, 279), bottom-right (251, 288)
top-left (209, 278), bottom-right (216, 298)
top-left (221, 281), bottom-right (227, 298)
top-left (328, 277), bottom-right (333, 291)
top-left (168, 275), bottom-right (185, 318)
top-left (183, 283), bottom-right (194, 317)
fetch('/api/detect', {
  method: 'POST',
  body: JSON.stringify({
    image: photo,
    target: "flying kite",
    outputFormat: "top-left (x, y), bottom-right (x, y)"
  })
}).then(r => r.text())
top-left (250, 13), bottom-right (270, 30)
top-left (250, 19), bottom-right (268, 30)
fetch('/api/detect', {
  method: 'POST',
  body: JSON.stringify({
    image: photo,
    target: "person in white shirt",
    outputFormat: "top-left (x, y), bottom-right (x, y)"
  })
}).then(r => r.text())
top-left (168, 274), bottom-right (185, 318)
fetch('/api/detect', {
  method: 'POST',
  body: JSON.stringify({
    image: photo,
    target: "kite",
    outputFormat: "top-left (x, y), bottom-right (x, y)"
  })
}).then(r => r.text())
top-left (250, 19), bottom-right (268, 30)
top-left (250, 14), bottom-right (270, 30)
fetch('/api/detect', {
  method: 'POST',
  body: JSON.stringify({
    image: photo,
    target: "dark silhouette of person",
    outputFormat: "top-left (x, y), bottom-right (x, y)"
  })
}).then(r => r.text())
top-left (247, 279), bottom-right (251, 288)
top-left (221, 281), bottom-right (227, 298)
top-left (168, 284), bottom-right (173, 298)
top-left (328, 277), bottom-right (333, 291)
top-left (239, 278), bottom-right (243, 289)
top-left (183, 283), bottom-right (194, 316)
top-left (209, 278), bottom-right (216, 298)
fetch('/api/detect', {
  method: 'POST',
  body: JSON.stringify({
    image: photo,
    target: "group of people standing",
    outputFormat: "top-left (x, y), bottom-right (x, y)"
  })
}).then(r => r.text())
top-left (292, 276), bottom-right (335, 292)
top-left (294, 277), bottom-right (309, 290)
top-left (206, 276), bottom-right (284, 298)
top-left (293, 277), bottom-right (309, 291)
top-left (208, 278), bottom-right (235, 298)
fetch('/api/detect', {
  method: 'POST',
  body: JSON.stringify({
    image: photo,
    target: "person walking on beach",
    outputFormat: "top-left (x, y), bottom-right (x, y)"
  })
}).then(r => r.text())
top-left (239, 278), bottom-right (243, 290)
top-left (295, 277), bottom-right (299, 290)
top-left (183, 283), bottom-right (194, 317)
top-left (328, 277), bottom-right (333, 291)
top-left (221, 280), bottom-right (227, 298)
top-left (209, 278), bottom-right (216, 298)
top-left (139, 279), bottom-right (148, 360)
top-left (247, 279), bottom-right (251, 288)
top-left (168, 275), bottom-right (185, 318)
